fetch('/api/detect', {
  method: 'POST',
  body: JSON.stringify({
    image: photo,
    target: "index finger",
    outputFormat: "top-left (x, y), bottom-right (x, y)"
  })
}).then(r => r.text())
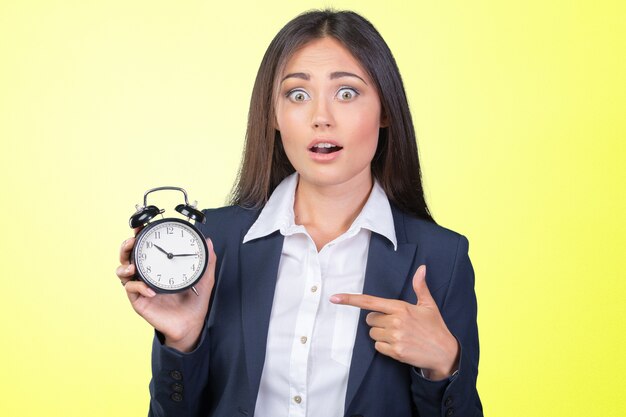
top-left (330, 293), bottom-right (404, 315)
top-left (119, 227), bottom-right (143, 265)
top-left (119, 237), bottom-right (135, 265)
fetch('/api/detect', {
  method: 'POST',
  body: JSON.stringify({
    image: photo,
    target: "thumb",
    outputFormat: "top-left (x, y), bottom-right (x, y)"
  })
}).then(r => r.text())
top-left (412, 265), bottom-right (433, 306)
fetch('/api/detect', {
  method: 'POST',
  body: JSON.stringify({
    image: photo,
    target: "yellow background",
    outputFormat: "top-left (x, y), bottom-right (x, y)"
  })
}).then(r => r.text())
top-left (1, 0), bottom-right (624, 415)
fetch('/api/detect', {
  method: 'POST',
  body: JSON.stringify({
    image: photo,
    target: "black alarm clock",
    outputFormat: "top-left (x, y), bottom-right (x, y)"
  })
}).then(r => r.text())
top-left (129, 186), bottom-right (208, 295)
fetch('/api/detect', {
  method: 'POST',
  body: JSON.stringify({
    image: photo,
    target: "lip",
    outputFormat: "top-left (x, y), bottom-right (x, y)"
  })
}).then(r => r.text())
top-left (307, 138), bottom-right (343, 162)
top-left (308, 147), bottom-right (342, 162)
top-left (307, 138), bottom-right (342, 149)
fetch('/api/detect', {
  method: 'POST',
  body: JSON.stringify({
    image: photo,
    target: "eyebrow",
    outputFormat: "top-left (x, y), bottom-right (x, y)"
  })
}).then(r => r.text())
top-left (281, 71), bottom-right (368, 85)
top-left (281, 72), bottom-right (310, 82)
top-left (330, 71), bottom-right (368, 85)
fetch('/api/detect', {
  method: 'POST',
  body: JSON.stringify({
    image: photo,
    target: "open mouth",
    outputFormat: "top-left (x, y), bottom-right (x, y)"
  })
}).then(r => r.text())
top-left (309, 142), bottom-right (343, 154)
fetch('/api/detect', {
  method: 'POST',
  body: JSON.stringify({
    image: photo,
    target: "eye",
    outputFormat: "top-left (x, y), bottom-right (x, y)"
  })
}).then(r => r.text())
top-left (286, 89), bottom-right (311, 102)
top-left (336, 87), bottom-right (359, 101)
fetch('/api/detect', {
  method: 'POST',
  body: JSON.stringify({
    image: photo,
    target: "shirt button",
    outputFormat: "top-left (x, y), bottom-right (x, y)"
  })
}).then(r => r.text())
top-left (300, 336), bottom-right (308, 344)
top-left (310, 285), bottom-right (318, 293)
top-left (293, 395), bottom-right (302, 404)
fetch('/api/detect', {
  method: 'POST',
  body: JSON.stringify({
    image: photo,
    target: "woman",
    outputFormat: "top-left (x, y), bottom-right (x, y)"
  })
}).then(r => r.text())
top-left (117, 9), bottom-right (482, 417)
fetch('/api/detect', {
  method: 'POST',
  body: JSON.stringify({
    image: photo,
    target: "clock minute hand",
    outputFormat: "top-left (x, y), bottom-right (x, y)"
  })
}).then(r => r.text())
top-left (171, 253), bottom-right (199, 257)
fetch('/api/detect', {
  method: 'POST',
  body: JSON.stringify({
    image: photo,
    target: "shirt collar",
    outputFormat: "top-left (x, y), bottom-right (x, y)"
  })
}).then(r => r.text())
top-left (243, 172), bottom-right (397, 250)
top-left (352, 178), bottom-right (398, 250)
top-left (243, 173), bottom-right (299, 242)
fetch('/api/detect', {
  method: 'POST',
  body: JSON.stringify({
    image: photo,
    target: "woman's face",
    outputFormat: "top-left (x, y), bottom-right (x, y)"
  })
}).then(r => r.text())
top-left (275, 37), bottom-right (384, 190)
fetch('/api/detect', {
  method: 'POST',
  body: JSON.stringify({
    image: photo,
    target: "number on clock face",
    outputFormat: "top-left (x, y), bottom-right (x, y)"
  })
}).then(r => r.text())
top-left (135, 221), bottom-right (206, 291)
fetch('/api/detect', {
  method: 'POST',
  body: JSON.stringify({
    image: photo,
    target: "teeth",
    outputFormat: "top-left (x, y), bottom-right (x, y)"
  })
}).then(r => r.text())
top-left (314, 142), bottom-right (335, 148)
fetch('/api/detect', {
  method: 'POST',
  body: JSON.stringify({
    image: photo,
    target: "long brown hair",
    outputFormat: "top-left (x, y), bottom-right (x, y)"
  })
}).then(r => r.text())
top-left (230, 9), bottom-right (435, 223)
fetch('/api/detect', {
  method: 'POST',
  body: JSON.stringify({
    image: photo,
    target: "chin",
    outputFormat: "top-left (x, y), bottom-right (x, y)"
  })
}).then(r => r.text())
top-left (296, 166), bottom-right (372, 189)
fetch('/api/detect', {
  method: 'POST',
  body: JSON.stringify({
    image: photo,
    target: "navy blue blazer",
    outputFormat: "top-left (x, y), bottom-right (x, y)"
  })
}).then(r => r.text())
top-left (149, 205), bottom-right (482, 417)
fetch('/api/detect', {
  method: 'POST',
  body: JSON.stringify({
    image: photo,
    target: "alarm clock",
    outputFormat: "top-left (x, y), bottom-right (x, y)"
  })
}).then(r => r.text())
top-left (129, 186), bottom-right (208, 295)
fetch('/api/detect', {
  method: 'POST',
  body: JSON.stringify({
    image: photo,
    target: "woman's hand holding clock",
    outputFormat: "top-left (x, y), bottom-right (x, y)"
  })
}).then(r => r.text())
top-left (115, 231), bottom-right (217, 353)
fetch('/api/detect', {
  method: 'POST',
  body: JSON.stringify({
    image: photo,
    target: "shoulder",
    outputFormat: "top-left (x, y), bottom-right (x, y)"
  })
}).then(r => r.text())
top-left (393, 208), bottom-right (474, 299)
top-left (202, 205), bottom-right (260, 226)
top-left (393, 206), bottom-right (470, 260)
top-left (195, 205), bottom-right (261, 250)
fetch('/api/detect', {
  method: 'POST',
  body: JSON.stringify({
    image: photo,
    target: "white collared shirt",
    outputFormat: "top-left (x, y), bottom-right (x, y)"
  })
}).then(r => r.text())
top-left (244, 173), bottom-right (397, 417)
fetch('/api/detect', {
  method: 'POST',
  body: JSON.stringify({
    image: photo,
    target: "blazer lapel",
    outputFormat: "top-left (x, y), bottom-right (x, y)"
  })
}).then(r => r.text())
top-left (240, 232), bottom-right (285, 404)
top-left (344, 213), bottom-right (418, 412)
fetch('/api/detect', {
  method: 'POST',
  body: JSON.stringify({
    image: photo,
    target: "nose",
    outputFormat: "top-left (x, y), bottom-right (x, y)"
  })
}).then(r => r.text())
top-left (311, 98), bottom-right (334, 129)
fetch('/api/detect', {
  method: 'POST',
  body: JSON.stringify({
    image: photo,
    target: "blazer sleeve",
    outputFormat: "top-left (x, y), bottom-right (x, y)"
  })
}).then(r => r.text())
top-left (410, 235), bottom-right (483, 417)
top-left (147, 209), bottom-right (226, 417)
top-left (148, 322), bottom-right (212, 417)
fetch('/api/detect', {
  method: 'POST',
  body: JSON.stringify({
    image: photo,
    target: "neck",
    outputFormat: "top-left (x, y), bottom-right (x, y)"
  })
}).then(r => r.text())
top-left (294, 172), bottom-right (373, 249)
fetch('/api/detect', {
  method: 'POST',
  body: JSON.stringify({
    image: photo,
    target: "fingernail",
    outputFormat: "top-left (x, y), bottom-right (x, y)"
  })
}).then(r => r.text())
top-left (147, 289), bottom-right (156, 297)
top-left (126, 265), bottom-right (132, 273)
top-left (330, 295), bottom-right (341, 303)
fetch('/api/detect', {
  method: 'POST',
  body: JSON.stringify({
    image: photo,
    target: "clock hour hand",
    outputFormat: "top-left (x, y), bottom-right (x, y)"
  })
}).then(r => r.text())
top-left (171, 253), bottom-right (199, 257)
top-left (153, 244), bottom-right (173, 259)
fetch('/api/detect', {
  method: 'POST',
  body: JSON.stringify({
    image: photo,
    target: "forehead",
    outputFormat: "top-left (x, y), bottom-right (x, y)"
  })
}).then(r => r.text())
top-left (281, 37), bottom-right (368, 77)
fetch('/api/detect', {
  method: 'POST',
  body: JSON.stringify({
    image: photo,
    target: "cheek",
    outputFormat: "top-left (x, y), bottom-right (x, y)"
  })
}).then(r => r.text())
top-left (345, 106), bottom-right (381, 153)
top-left (275, 105), bottom-right (307, 139)
top-left (275, 109), bottom-right (303, 165)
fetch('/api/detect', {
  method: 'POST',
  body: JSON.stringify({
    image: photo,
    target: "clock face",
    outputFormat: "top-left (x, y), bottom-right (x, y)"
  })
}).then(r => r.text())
top-left (134, 218), bottom-right (208, 292)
